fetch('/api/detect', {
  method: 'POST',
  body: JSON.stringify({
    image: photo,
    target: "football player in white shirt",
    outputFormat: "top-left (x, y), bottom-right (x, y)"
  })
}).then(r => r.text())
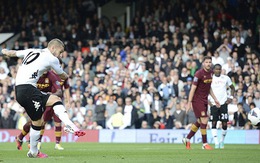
top-left (1, 39), bottom-right (85, 158)
top-left (209, 64), bottom-right (235, 149)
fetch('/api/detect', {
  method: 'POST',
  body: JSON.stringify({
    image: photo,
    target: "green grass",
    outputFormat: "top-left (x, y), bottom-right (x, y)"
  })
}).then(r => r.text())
top-left (0, 143), bottom-right (259, 163)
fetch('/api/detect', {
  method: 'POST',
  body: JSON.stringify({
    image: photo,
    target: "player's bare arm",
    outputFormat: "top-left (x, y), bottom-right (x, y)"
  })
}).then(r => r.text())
top-left (210, 88), bottom-right (220, 107)
top-left (64, 88), bottom-right (71, 108)
top-left (187, 84), bottom-right (197, 112)
top-left (226, 84), bottom-right (235, 104)
top-left (1, 49), bottom-right (17, 57)
top-left (58, 72), bottom-right (69, 81)
top-left (208, 100), bottom-right (213, 107)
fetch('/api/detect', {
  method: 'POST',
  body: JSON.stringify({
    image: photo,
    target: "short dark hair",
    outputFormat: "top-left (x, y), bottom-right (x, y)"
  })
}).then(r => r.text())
top-left (250, 102), bottom-right (256, 108)
top-left (237, 102), bottom-right (243, 106)
top-left (202, 56), bottom-right (212, 62)
top-left (213, 64), bottom-right (222, 69)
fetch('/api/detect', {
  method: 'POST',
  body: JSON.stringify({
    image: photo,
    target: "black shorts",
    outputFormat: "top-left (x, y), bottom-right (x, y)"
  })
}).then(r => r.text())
top-left (210, 103), bottom-right (228, 122)
top-left (15, 84), bottom-right (50, 121)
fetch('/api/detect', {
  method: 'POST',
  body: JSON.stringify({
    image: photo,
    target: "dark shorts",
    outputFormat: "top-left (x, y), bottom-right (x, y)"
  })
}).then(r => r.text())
top-left (15, 84), bottom-right (50, 121)
top-left (192, 101), bottom-right (208, 118)
top-left (43, 106), bottom-right (61, 123)
top-left (210, 103), bottom-right (228, 122)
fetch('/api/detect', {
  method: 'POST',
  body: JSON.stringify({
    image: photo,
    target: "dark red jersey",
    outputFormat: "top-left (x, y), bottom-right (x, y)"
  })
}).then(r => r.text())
top-left (37, 71), bottom-right (61, 93)
top-left (192, 68), bottom-right (213, 104)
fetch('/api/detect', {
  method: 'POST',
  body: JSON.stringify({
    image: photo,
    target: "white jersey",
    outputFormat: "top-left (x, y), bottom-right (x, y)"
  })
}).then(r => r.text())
top-left (15, 48), bottom-right (64, 87)
top-left (209, 74), bottom-right (232, 105)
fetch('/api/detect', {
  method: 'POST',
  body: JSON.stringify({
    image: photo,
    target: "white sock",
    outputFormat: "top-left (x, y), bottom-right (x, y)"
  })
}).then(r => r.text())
top-left (29, 127), bottom-right (40, 155)
top-left (53, 104), bottom-right (78, 131)
top-left (220, 129), bottom-right (227, 142)
top-left (211, 128), bottom-right (219, 144)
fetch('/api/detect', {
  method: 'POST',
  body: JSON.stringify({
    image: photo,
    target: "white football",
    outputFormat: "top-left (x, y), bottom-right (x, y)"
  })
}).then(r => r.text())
top-left (248, 107), bottom-right (260, 126)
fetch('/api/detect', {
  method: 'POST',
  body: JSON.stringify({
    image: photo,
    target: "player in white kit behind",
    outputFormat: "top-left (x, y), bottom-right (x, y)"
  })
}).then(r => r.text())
top-left (209, 63), bottom-right (235, 149)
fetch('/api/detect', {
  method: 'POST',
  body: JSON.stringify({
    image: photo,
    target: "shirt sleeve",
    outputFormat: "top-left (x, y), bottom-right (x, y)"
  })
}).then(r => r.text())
top-left (50, 57), bottom-right (64, 75)
top-left (226, 76), bottom-right (233, 87)
top-left (16, 49), bottom-right (34, 58)
top-left (192, 70), bottom-right (200, 86)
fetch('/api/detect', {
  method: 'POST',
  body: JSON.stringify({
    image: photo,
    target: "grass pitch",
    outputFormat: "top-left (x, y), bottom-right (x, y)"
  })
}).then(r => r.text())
top-left (0, 143), bottom-right (259, 163)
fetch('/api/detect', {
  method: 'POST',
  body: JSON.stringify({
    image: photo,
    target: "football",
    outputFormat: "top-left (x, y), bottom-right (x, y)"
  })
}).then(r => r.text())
top-left (248, 107), bottom-right (260, 126)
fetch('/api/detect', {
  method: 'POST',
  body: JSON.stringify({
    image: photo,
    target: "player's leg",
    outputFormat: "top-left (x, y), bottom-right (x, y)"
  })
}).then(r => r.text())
top-left (53, 112), bottom-right (64, 150)
top-left (36, 107), bottom-right (53, 150)
top-left (182, 119), bottom-right (201, 149)
top-left (16, 121), bottom-right (32, 150)
top-left (200, 104), bottom-right (212, 150)
top-left (219, 104), bottom-right (228, 149)
top-left (46, 94), bottom-right (85, 137)
top-left (210, 106), bottom-right (220, 148)
top-left (186, 119), bottom-right (201, 139)
top-left (15, 85), bottom-right (48, 158)
top-left (183, 101), bottom-right (202, 149)
top-left (200, 116), bottom-right (212, 150)
top-left (36, 123), bottom-right (46, 150)
top-left (54, 122), bottom-right (64, 150)
top-left (28, 119), bottom-right (44, 155)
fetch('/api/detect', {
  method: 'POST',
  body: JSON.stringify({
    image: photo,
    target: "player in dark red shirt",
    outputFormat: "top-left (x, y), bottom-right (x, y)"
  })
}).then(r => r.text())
top-left (16, 70), bottom-right (70, 150)
top-left (182, 56), bottom-right (220, 150)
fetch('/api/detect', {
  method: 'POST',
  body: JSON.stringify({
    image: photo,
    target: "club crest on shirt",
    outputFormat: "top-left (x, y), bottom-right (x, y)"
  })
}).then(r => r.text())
top-left (203, 79), bottom-right (212, 83)
top-left (45, 78), bottom-right (49, 83)
top-left (193, 77), bottom-right (198, 82)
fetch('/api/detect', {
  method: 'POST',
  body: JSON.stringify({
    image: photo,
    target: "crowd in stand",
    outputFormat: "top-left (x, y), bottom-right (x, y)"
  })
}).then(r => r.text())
top-left (1, 0), bottom-right (260, 130)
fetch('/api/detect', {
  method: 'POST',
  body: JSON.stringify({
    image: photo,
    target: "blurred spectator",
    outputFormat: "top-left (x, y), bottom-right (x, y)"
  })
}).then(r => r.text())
top-left (174, 121), bottom-right (185, 129)
top-left (132, 93), bottom-right (145, 129)
top-left (184, 108), bottom-right (196, 130)
top-left (212, 51), bottom-right (224, 66)
top-left (0, 104), bottom-right (15, 129)
top-left (151, 93), bottom-right (163, 113)
top-left (150, 110), bottom-right (160, 128)
top-left (141, 120), bottom-right (151, 129)
top-left (94, 96), bottom-right (106, 128)
top-left (233, 103), bottom-right (247, 129)
top-left (0, 55), bottom-right (9, 75)
top-left (140, 88), bottom-right (153, 125)
top-left (105, 95), bottom-right (118, 123)
top-left (183, 77), bottom-right (192, 96)
top-left (16, 111), bottom-right (28, 130)
top-left (173, 102), bottom-right (186, 125)
top-left (253, 91), bottom-right (260, 108)
top-left (164, 108), bottom-right (174, 129)
top-left (158, 76), bottom-right (175, 107)
top-left (106, 107), bottom-right (124, 129)
top-left (119, 97), bottom-right (138, 129)
top-left (88, 121), bottom-right (103, 130)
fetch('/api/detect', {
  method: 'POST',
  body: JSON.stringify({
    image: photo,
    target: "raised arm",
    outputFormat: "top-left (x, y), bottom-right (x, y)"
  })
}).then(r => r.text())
top-left (58, 72), bottom-right (69, 81)
top-left (1, 49), bottom-right (17, 57)
top-left (51, 57), bottom-right (69, 81)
